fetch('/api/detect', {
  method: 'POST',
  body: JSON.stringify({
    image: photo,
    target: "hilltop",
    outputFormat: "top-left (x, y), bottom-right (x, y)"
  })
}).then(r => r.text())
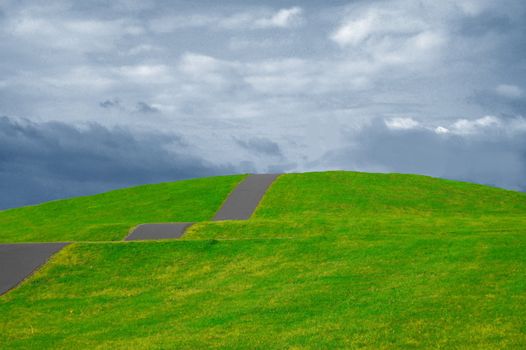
top-left (1, 171), bottom-right (525, 348)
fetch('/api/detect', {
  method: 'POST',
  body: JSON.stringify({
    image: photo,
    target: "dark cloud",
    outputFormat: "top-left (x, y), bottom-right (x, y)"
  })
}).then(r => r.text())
top-left (0, 116), bottom-right (234, 209)
top-left (99, 99), bottom-right (121, 109)
top-left (136, 101), bottom-right (159, 113)
top-left (315, 118), bottom-right (526, 192)
top-left (234, 136), bottom-right (282, 157)
top-left (468, 89), bottom-right (526, 115)
top-left (1, 0), bottom-right (526, 202)
top-left (459, 12), bottom-right (512, 36)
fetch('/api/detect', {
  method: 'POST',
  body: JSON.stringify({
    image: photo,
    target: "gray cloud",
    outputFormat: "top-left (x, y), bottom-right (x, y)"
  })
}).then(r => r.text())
top-left (316, 117), bottom-right (526, 191)
top-left (1, 0), bottom-right (526, 207)
top-left (234, 137), bottom-right (282, 157)
top-left (459, 12), bottom-right (512, 36)
top-left (136, 101), bottom-right (159, 114)
top-left (468, 86), bottom-right (526, 116)
top-left (99, 99), bottom-right (121, 109)
top-left (0, 116), bottom-right (234, 209)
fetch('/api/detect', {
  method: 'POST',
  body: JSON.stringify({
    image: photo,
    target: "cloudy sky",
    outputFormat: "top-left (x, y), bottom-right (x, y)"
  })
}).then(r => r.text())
top-left (1, 0), bottom-right (526, 208)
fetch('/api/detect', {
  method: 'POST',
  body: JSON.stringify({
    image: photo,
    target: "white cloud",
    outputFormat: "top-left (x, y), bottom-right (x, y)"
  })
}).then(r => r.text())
top-left (386, 116), bottom-right (523, 137)
top-left (330, 2), bottom-right (447, 68)
top-left (435, 126), bottom-right (449, 134)
top-left (330, 12), bottom-right (376, 47)
top-left (451, 116), bottom-right (501, 134)
top-left (149, 15), bottom-right (215, 33)
top-left (7, 14), bottom-right (144, 52)
top-left (495, 84), bottom-right (524, 99)
top-left (178, 53), bottom-right (225, 75)
top-left (385, 117), bottom-right (420, 130)
top-left (118, 65), bottom-right (169, 80)
top-left (2, 0), bottom-right (526, 193)
top-left (42, 66), bottom-right (115, 90)
top-left (254, 7), bottom-right (303, 28)
top-left (176, 53), bottom-right (239, 92)
top-left (149, 7), bottom-right (303, 32)
top-left (321, 115), bottom-right (526, 192)
top-left (330, 5), bottom-right (426, 47)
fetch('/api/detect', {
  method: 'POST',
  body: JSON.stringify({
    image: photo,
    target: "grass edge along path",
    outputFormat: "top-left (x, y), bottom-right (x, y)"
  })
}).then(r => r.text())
top-left (0, 174), bottom-right (246, 243)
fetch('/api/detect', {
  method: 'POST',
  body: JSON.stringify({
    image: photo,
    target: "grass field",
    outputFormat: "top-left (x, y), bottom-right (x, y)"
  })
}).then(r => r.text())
top-left (0, 175), bottom-right (245, 242)
top-left (1, 171), bottom-right (525, 348)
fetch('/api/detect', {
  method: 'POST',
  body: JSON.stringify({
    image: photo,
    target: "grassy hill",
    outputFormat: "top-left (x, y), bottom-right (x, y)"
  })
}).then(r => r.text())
top-left (1, 171), bottom-right (525, 348)
top-left (0, 175), bottom-right (245, 242)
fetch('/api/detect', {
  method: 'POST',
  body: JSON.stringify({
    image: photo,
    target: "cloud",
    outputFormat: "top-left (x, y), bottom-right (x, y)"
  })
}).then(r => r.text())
top-left (449, 116), bottom-right (501, 135)
top-left (330, 2), bottom-right (447, 67)
top-left (234, 137), bottom-right (282, 157)
top-left (435, 126), bottom-right (449, 134)
top-left (330, 7), bottom-right (425, 47)
top-left (253, 7), bottom-right (303, 28)
top-left (5, 9), bottom-right (144, 53)
top-left (178, 53), bottom-right (225, 76)
top-left (136, 101), bottom-right (159, 113)
top-left (2, 0), bottom-right (526, 203)
top-left (117, 64), bottom-right (171, 83)
top-left (0, 116), bottom-right (234, 209)
top-left (316, 116), bottom-right (526, 191)
top-left (149, 7), bottom-right (303, 32)
top-left (330, 3), bottom-right (428, 47)
top-left (496, 84), bottom-right (524, 99)
top-left (385, 117), bottom-right (420, 130)
top-left (459, 11), bottom-right (512, 36)
top-left (99, 99), bottom-right (121, 109)
top-left (42, 66), bottom-right (115, 90)
top-left (469, 86), bottom-right (526, 115)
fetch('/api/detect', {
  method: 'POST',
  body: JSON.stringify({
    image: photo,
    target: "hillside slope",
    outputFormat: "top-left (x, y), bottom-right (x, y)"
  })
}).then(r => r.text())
top-left (0, 175), bottom-right (245, 242)
top-left (1, 171), bottom-right (525, 349)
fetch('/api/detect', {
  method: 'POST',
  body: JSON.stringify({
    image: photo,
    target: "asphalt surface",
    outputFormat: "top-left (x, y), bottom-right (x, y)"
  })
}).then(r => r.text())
top-left (1, 174), bottom-right (280, 294)
top-left (126, 173), bottom-right (279, 241)
top-left (125, 223), bottom-right (193, 241)
top-left (213, 174), bottom-right (279, 220)
top-left (0, 243), bottom-right (69, 295)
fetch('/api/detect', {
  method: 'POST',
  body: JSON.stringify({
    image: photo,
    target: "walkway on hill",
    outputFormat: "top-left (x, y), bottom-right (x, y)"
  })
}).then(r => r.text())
top-left (125, 174), bottom-right (278, 241)
top-left (0, 243), bottom-right (69, 295)
top-left (0, 174), bottom-right (279, 295)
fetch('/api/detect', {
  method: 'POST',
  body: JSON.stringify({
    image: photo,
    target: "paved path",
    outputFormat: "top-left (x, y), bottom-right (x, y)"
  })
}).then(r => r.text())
top-left (212, 174), bottom-right (279, 220)
top-left (125, 223), bottom-right (193, 241)
top-left (126, 173), bottom-right (279, 241)
top-left (0, 174), bottom-right (279, 295)
top-left (0, 243), bottom-right (69, 295)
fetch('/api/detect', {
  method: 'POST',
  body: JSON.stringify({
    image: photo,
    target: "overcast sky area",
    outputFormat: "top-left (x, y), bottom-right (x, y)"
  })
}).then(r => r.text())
top-left (1, 0), bottom-right (526, 208)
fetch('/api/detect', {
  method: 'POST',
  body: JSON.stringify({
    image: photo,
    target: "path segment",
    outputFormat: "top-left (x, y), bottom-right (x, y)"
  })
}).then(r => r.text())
top-left (125, 173), bottom-right (279, 241)
top-left (1, 174), bottom-right (279, 294)
top-left (125, 223), bottom-right (193, 241)
top-left (0, 243), bottom-right (69, 295)
top-left (213, 174), bottom-right (279, 221)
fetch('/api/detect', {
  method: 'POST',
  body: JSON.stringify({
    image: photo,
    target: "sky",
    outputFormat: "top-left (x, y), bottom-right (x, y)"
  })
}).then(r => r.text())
top-left (1, 0), bottom-right (526, 209)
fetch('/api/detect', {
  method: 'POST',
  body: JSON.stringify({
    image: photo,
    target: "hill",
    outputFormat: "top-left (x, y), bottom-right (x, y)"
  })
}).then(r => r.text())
top-left (0, 175), bottom-right (245, 242)
top-left (1, 171), bottom-right (525, 348)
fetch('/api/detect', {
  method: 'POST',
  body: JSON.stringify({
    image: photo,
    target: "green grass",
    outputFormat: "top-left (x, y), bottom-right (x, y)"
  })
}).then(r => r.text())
top-left (254, 171), bottom-right (526, 219)
top-left (1, 171), bottom-right (525, 348)
top-left (0, 175), bottom-right (245, 242)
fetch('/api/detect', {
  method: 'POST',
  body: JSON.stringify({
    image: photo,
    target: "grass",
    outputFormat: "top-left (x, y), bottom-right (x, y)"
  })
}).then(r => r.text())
top-left (1, 171), bottom-right (525, 348)
top-left (0, 175), bottom-right (245, 242)
top-left (253, 172), bottom-right (526, 219)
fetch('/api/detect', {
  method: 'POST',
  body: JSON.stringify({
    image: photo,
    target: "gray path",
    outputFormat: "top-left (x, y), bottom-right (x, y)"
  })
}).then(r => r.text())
top-left (126, 173), bottom-right (279, 241)
top-left (0, 243), bottom-right (69, 295)
top-left (125, 223), bottom-right (193, 241)
top-left (1, 174), bottom-right (279, 294)
top-left (213, 174), bottom-right (279, 220)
